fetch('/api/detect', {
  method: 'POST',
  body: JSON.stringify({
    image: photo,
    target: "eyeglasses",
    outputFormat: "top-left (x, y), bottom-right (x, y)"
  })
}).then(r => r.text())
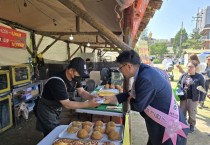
top-left (187, 65), bottom-right (195, 69)
top-left (117, 64), bottom-right (127, 71)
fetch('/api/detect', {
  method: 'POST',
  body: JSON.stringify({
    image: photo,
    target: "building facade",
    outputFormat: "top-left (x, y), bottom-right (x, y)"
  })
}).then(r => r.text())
top-left (198, 6), bottom-right (210, 49)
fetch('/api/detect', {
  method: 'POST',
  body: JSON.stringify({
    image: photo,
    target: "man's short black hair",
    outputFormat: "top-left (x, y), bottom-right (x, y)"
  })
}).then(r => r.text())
top-left (116, 50), bottom-right (141, 65)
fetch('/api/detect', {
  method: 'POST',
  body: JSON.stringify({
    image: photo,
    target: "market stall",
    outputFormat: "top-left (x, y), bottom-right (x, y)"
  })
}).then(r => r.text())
top-left (0, 1), bottom-right (163, 144)
top-left (37, 84), bottom-right (130, 145)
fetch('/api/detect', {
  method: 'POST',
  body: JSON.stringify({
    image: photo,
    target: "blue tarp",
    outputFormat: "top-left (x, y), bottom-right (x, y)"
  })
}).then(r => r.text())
top-left (198, 52), bottom-right (210, 63)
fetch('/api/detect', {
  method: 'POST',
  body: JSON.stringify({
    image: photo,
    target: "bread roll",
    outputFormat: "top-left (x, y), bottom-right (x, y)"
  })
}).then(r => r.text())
top-left (107, 121), bottom-right (116, 128)
top-left (82, 121), bottom-right (92, 127)
top-left (94, 120), bottom-right (103, 127)
top-left (71, 121), bottom-right (81, 127)
top-left (67, 126), bottom-right (79, 134)
top-left (82, 124), bottom-right (91, 133)
top-left (105, 126), bottom-right (115, 134)
top-left (91, 131), bottom-right (103, 140)
top-left (77, 129), bottom-right (89, 139)
top-left (94, 126), bottom-right (105, 133)
top-left (108, 131), bottom-right (120, 140)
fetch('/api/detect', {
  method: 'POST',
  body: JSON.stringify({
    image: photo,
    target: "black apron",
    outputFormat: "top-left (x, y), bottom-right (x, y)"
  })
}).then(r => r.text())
top-left (36, 97), bottom-right (62, 135)
top-left (36, 77), bottom-right (66, 135)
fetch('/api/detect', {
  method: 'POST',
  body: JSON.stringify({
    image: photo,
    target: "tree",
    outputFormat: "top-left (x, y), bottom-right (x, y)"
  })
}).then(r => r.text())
top-left (182, 30), bottom-right (202, 50)
top-left (173, 28), bottom-right (188, 57)
top-left (150, 42), bottom-right (168, 58)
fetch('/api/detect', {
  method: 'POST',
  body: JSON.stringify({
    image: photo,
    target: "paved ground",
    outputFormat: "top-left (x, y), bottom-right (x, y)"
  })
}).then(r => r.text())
top-left (130, 101), bottom-right (210, 145)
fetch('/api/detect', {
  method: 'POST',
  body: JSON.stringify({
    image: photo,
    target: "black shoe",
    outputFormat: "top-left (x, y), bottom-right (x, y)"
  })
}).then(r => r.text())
top-left (190, 125), bottom-right (194, 133)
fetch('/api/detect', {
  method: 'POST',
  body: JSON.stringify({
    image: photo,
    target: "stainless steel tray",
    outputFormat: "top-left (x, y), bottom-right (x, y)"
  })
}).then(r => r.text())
top-left (58, 122), bottom-right (123, 144)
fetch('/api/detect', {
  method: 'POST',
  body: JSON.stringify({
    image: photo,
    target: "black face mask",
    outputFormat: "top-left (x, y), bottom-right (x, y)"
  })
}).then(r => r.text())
top-left (73, 76), bottom-right (82, 83)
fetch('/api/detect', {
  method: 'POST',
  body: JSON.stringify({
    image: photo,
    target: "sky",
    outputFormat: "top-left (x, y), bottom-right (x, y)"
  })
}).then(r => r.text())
top-left (147, 0), bottom-right (210, 39)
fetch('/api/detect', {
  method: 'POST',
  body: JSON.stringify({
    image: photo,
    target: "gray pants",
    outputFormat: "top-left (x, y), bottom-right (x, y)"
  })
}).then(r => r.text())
top-left (180, 99), bottom-right (198, 126)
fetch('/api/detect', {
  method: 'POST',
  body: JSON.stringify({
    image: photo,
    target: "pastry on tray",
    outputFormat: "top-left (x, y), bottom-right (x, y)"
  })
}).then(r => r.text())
top-left (91, 131), bottom-right (103, 140)
top-left (94, 126), bottom-right (105, 133)
top-left (105, 126), bottom-right (115, 135)
top-left (71, 121), bottom-right (81, 127)
top-left (108, 131), bottom-right (120, 141)
top-left (67, 126), bottom-right (79, 134)
top-left (106, 121), bottom-right (116, 128)
top-left (82, 121), bottom-right (92, 127)
top-left (94, 120), bottom-right (103, 127)
top-left (82, 124), bottom-right (91, 133)
top-left (77, 129), bottom-right (89, 139)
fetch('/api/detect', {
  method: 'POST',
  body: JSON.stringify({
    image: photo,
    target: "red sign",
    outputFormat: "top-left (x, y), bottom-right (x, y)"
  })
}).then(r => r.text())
top-left (0, 25), bottom-right (26, 49)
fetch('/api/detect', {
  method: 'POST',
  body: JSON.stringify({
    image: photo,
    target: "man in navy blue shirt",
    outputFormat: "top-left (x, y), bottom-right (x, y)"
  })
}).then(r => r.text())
top-left (106, 50), bottom-right (188, 145)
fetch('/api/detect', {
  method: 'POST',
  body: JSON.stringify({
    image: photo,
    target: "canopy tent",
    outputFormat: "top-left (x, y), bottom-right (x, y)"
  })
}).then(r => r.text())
top-left (198, 51), bottom-right (210, 63)
top-left (0, 0), bottom-right (163, 55)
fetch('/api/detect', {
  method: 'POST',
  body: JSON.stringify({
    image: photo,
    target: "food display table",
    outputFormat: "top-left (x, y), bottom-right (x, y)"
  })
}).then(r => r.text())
top-left (76, 104), bottom-right (123, 118)
top-left (76, 85), bottom-right (123, 120)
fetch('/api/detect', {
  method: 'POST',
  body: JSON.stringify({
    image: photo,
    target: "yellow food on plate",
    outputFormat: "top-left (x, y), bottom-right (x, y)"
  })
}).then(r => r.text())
top-left (98, 91), bottom-right (115, 97)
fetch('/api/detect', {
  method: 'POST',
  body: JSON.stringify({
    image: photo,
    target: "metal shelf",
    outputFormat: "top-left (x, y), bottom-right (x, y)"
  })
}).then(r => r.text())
top-left (12, 81), bottom-right (42, 92)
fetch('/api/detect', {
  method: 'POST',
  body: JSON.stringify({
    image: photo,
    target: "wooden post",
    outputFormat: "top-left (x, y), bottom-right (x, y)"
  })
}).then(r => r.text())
top-left (40, 35), bottom-right (62, 54)
top-left (100, 35), bottom-right (121, 53)
top-left (58, 0), bottom-right (132, 51)
top-left (69, 45), bottom-right (81, 59)
top-left (31, 32), bottom-right (38, 79)
top-left (26, 45), bottom-right (33, 55)
top-left (36, 35), bottom-right (44, 49)
top-left (84, 46), bottom-right (86, 53)
top-left (67, 42), bottom-right (70, 60)
top-left (76, 16), bottom-right (80, 32)
top-left (122, 5), bottom-right (134, 121)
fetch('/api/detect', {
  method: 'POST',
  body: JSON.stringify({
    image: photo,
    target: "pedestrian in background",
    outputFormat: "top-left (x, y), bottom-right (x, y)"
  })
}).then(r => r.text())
top-left (177, 60), bottom-right (205, 133)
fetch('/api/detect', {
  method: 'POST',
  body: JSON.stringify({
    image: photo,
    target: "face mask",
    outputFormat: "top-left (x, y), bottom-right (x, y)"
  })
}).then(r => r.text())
top-left (73, 75), bottom-right (82, 83)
